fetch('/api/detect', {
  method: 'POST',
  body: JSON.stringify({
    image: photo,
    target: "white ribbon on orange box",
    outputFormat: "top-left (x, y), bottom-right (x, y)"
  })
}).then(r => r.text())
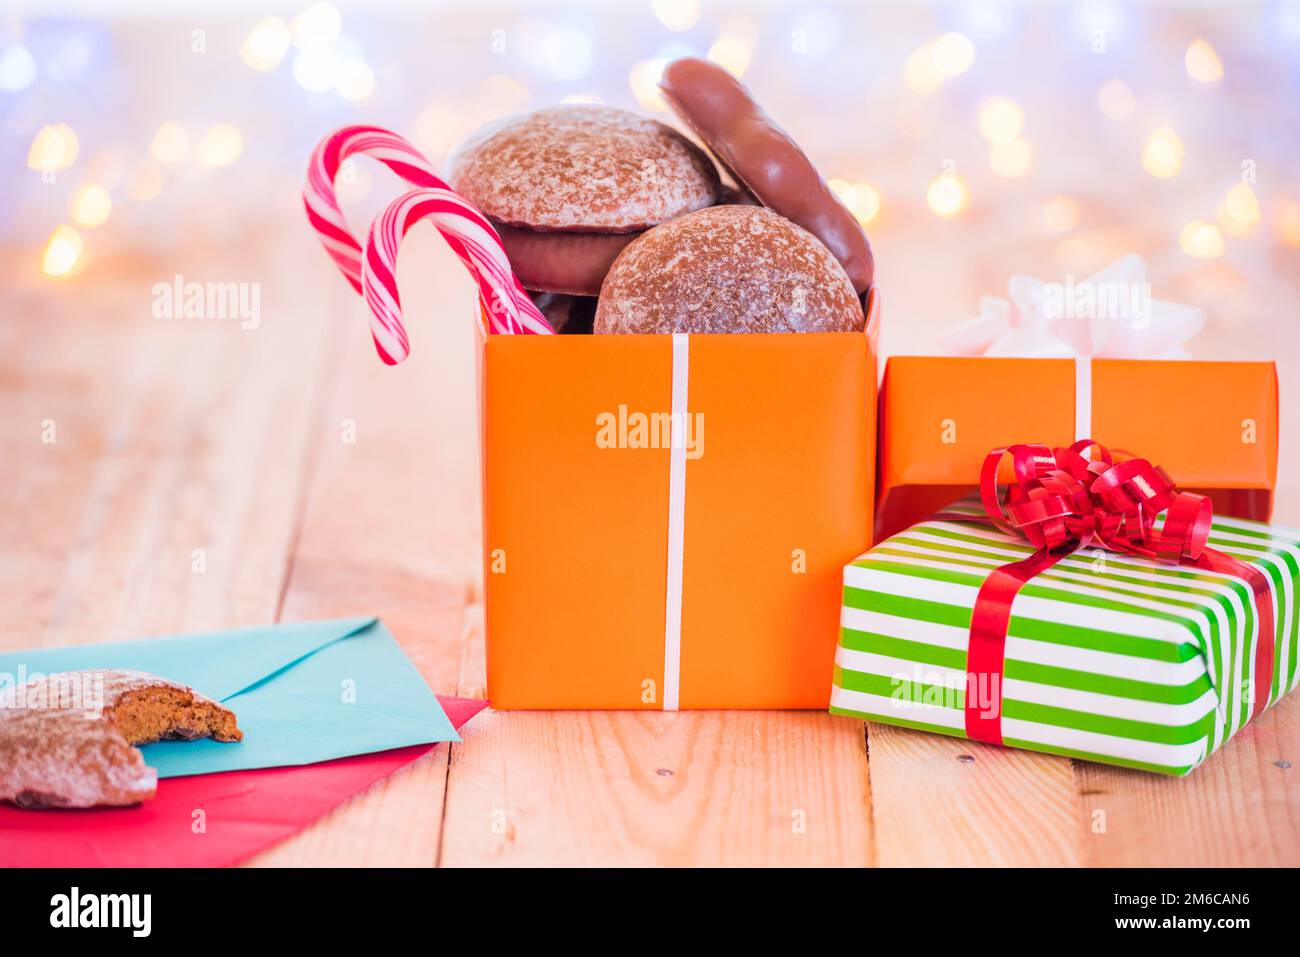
top-left (662, 333), bottom-right (690, 711)
top-left (941, 253), bottom-right (1208, 449)
top-left (1075, 355), bottom-right (1092, 442)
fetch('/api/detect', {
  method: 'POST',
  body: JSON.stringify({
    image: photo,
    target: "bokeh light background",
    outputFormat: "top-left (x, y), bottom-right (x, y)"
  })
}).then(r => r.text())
top-left (5, 0), bottom-right (1300, 512)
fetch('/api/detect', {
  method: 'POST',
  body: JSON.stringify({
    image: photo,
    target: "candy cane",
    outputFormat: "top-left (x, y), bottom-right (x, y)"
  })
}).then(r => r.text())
top-left (303, 125), bottom-right (552, 362)
top-left (362, 188), bottom-right (554, 362)
top-left (303, 125), bottom-right (447, 294)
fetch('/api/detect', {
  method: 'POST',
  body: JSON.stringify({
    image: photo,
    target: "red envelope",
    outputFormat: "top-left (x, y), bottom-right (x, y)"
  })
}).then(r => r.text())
top-left (0, 695), bottom-right (487, 868)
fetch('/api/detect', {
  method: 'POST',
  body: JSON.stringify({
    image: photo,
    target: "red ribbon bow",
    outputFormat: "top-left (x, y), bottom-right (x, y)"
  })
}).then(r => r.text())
top-left (953, 440), bottom-right (1274, 746)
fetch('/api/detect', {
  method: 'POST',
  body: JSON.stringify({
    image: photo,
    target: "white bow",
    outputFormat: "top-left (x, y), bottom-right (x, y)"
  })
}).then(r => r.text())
top-left (941, 254), bottom-right (1207, 359)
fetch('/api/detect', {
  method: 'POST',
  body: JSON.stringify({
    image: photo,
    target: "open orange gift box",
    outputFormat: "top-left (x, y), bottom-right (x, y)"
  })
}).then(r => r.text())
top-left (480, 292), bottom-right (880, 709)
top-left (303, 73), bottom-right (1278, 717)
top-left (876, 356), bottom-right (1280, 542)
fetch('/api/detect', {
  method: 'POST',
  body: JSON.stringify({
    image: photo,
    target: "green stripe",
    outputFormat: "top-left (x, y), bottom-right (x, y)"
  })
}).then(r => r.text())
top-left (1004, 658), bottom-right (1210, 705)
top-left (1002, 698), bottom-right (1214, 745)
top-left (829, 706), bottom-right (962, 739)
top-left (837, 657), bottom-right (1211, 748)
top-left (855, 557), bottom-right (1209, 644)
top-left (840, 627), bottom-right (1211, 704)
top-left (834, 661), bottom-right (1213, 744)
top-left (841, 501), bottom-right (1300, 773)
top-left (828, 711), bottom-right (1194, 775)
top-left (861, 539), bottom-right (1239, 717)
top-left (1000, 737), bottom-right (1192, 776)
top-left (839, 629), bottom-right (965, 668)
top-left (834, 665), bottom-right (962, 708)
top-left (846, 578), bottom-right (1200, 663)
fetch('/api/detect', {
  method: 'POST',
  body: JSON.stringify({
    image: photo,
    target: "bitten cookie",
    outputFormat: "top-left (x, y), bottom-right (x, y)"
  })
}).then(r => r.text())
top-left (0, 669), bottom-right (243, 809)
top-left (594, 205), bottom-right (863, 335)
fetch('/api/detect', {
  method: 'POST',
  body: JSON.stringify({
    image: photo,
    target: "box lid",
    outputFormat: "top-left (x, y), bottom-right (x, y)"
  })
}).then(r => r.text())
top-left (876, 356), bottom-right (1278, 539)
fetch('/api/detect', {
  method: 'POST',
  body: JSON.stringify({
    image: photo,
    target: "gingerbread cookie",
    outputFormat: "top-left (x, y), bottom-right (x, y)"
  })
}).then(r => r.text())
top-left (594, 205), bottom-right (863, 335)
top-left (0, 669), bottom-right (242, 809)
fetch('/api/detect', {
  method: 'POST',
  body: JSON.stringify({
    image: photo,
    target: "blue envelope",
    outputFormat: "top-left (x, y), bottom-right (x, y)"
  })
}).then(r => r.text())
top-left (0, 617), bottom-right (457, 777)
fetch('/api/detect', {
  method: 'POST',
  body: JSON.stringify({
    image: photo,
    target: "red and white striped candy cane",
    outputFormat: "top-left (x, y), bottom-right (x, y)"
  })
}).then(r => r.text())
top-left (363, 188), bottom-right (554, 362)
top-left (303, 125), bottom-right (446, 294)
top-left (303, 125), bottom-right (552, 363)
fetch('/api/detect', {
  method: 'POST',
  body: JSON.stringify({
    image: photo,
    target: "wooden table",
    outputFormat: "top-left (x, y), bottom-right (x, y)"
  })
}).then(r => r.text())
top-left (4, 232), bottom-right (1298, 867)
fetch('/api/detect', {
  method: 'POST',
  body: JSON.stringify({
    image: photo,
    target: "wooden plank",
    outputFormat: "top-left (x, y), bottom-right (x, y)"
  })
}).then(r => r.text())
top-left (438, 605), bottom-right (874, 867)
top-left (866, 723), bottom-right (1084, 866)
top-left (0, 243), bottom-right (335, 649)
top-left (246, 240), bottom-right (484, 866)
top-left (1076, 693), bottom-right (1300, 866)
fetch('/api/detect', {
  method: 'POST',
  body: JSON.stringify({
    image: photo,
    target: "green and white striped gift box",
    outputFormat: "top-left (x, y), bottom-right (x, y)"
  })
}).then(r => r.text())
top-left (830, 499), bottom-right (1300, 775)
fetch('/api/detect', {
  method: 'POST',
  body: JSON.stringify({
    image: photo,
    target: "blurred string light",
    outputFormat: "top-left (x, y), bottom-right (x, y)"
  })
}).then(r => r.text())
top-left (1041, 195), bottom-right (1081, 234)
top-left (1141, 126), bottom-right (1184, 178)
top-left (905, 33), bottom-right (975, 94)
top-left (903, 43), bottom-right (944, 94)
top-left (629, 58), bottom-right (669, 110)
top-left (1096, 77), bottom-right (1137, 119)
top-left (0, 43), bottom-right (37, 92)
top-left (977, 97), bottom-right (1023, 144)
top-left (196, 123), bottom-right (243, 168)
top-left (27, 124), bottom-right (79, 172)
top-left (1071, 0), bottom-right (1129, 48)
top-left (653, 0), bottom-right (702, 32)
top-left (829, 179), bottom-right (881, 225)
top-left (708, 25), bottom-right (756, 77)
top-left (293, 46), bottom-right (339, 92)
top-left (292, 2), bottom-right (342, 51)
top-left (932, 32), bottom-right (975, 75)
top-left (474, 73), bottom-right (530, 117)
top-left (927, 170), bottom-right (969, 218)
top-left (955, 1), bottom-right (1018, 40)
top-left (241, 17), bottom-right (292, 71)
top-left (43, 225), bottom-right (83, 277)
top-left (1180, 219), bottom-right (1225, 258)
top-left (1185, 38), bottom-right (1224, 86)
top-left (1278, 200), bottom-right (1300, 247)
top-left (334, 55), bottom-right (375, 100)
top-left (46, 32), bottom-right (95, 84)
top-left (281, 3), bottom-right (374, 101)
top-left (71, 184), bottom-right (111, 228)
top-left (534, 24), bottom-right (594, 82)
top-left (150, 122), bottom-right (189, 164)
top-left (1217, 182), bottom-right (1260, 235)
top-left (412, 103), bottom-right (465, 158)
top-left (990, 137), bottom-right (1035, 178)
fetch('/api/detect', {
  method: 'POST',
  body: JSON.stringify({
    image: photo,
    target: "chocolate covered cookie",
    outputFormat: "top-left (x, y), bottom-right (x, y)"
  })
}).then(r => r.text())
top-left (659, 57), bottom-right (875, 293)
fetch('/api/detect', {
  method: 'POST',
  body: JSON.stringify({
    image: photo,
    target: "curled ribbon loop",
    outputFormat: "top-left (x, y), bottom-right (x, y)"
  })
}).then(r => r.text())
top-left (980, 440), bottom-right (1211, 562)
top-left (952, 437), bottom-right (1274, 748)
